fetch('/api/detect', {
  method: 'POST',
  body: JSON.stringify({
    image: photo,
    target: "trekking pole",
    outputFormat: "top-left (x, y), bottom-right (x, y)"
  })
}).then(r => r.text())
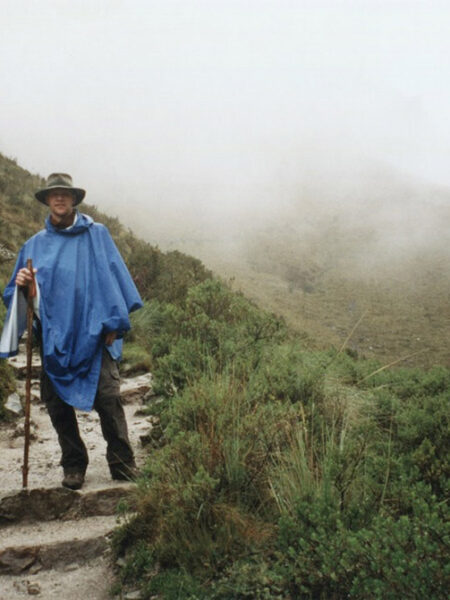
top-left (22, 258), bottom-right (36, 489)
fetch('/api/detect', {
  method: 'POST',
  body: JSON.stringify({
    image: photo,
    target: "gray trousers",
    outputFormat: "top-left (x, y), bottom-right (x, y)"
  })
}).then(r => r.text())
top-left (41, 348), bottom-right (135, 475)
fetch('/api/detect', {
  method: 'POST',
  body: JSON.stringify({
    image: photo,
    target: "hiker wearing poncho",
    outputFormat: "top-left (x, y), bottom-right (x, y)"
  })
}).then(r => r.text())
top-left (1, 173), bottom-right (143, 490)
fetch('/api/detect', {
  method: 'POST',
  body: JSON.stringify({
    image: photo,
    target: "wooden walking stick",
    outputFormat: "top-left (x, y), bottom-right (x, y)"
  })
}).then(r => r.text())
top-left (22, 258), bottom-right (36, 489)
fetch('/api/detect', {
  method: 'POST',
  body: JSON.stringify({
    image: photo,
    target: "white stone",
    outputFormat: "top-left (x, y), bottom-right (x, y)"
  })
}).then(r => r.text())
top-left (5, 392), bottom-right (23, 416)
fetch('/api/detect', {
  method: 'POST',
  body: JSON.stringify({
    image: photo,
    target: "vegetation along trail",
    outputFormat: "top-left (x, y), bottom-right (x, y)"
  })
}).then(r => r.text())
top-left (1, 155), bottom-right (448, 598)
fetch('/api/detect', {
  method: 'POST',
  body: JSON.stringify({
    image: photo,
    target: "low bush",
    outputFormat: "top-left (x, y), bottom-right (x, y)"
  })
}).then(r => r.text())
top-left (0, 360), bottom-right (15, 420)
top-left (0, 297), bottom-right (15, 420)
top-left (116, 374), bottom-right (300, 573)
top-left (132, 280), bottom-right (286, 397)
top-left (274, 486), bottom-right (449, 599)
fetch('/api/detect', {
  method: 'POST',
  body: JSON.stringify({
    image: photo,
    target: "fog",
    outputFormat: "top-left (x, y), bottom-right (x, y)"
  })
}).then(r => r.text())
top-left (1, 1), bottom-right (450, 266)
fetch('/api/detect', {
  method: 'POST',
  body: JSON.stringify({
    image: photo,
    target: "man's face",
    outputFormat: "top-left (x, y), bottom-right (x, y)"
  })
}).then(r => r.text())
top-left (46, 189), bottom-right (75, 220)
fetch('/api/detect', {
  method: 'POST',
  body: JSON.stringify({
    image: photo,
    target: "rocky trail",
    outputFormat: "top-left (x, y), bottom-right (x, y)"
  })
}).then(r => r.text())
top-left (0, 346), bottom-right (154, 599)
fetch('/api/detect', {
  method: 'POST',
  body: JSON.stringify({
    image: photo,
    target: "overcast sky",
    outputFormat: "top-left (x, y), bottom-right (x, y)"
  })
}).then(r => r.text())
top-left (1, 0), bottom-right (450, 228)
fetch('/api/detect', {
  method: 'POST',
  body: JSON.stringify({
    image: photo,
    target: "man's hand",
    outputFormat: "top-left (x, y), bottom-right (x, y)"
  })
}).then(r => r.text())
top-left (16, 267), bottom-right (37, 287)
top-left (105, 331), bottom-right (117, 346)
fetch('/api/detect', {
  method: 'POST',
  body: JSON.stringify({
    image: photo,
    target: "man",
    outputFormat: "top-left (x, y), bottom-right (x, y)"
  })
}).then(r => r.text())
top-left (1, 173), bottom-right (143, 490)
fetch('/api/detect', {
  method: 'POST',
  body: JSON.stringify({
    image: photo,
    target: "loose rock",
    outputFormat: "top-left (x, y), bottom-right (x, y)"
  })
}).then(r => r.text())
top-left (0, 547), bottom-right (39, 574)
top-left (27, 581), bottom-right (41, 595)
top-left (11, 421), bottom-right (39, 441)
top-left (5, 393), bottom-right (23, 417)
top-left (13, 579), bottom-right (28, 593)
top-left (124, 590), bottom-right (143, 600)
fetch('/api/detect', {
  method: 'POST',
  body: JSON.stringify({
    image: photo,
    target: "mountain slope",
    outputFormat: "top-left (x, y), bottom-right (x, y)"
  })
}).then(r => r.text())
top-left (140, 165), bottom-right (450, 368)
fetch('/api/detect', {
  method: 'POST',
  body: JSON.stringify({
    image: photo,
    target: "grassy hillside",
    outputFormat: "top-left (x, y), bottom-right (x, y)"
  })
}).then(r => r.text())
top-left (1, 155), bottom-right (448, 598)
top-left (240, 178), bottom-right (450, 370)
top-left (142, 168), bottom-right (450, 370)
top-left (114, 278), bottom-right (448, 599)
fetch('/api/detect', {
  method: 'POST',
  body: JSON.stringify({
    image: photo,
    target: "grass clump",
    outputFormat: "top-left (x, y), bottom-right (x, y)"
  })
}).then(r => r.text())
top-left (116, 375), bottom-right (293, 571)
top-left (273, 486), bottom-right (449, 600)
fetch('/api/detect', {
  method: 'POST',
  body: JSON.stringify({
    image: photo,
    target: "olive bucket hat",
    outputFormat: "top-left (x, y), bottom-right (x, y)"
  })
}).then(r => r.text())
top-left (35, 173), bottom-right (86, 205)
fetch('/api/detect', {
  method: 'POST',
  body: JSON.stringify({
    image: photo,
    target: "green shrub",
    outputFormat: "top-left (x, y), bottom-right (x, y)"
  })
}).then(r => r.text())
top-left (141, 280), bottom-right (286, 397)
top-left (0, 360), bottom-right (15, 421)
top-left (116, 374), bottom-right (307, 573)
top-left (120, 342), bottom-right (152, 375)
top-left (0, 300), bottom-right (16, 421)
top-left (246, 344), bottom-right (326, 405)
top-left (274, 486), bottom-right (449, 599)
top-left (144, 568), bottom-right (205, 599)
top-left (366, 383), bottom-right (450, 501)
top-left (209, 559), bottom-right (286, 599)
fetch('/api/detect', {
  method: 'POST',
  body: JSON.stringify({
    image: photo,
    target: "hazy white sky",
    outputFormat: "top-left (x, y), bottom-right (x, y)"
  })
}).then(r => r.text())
top-left (1, 0), bottom-right (450, 219)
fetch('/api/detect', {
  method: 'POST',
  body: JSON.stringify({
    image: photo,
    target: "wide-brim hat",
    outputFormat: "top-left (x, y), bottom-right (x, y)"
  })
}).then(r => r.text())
top-left (35, 173), bottom-right (86, 205)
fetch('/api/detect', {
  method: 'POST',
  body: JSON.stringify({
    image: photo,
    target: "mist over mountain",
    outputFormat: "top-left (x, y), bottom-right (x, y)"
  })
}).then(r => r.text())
top-left (112, 157), bottom-right (450, 368)
top-left (1, 147), bottom-right (448, 367)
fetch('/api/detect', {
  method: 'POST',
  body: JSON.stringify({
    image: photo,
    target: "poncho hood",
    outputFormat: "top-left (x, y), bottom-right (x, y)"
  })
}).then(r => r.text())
top-left (44, 211), bottom-right (93, 235)
top-left (2, 212), bottom-right (143, 411)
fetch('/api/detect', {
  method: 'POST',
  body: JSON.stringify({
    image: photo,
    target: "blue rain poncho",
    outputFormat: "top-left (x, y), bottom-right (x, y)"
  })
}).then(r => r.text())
top-left (1, 212), bottom-right (143, 411)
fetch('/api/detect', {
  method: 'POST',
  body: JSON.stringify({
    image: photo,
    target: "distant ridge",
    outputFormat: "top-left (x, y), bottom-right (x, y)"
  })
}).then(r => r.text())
top-left (137, 161), bottom-right (450, 368)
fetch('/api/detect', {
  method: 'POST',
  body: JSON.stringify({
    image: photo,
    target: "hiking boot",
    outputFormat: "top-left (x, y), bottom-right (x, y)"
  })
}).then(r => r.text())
top-left (110, 463), bottom-right (140, 482)
top-left (62, 470), bottom-right (85, 490)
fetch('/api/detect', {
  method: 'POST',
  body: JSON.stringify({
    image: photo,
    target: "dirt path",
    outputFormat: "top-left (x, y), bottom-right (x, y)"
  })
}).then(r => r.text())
top-left (0, 347), bottom-right (153, 599)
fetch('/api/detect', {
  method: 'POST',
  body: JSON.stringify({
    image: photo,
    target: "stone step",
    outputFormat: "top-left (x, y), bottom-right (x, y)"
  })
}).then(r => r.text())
top-left (0, 514), bottom-right (118, 575)
top-left (121, 372), bottom-right (153, 403)
top-left (7, 350), bottom-right (41, 379)
top-left (0, 556), bottom-right (114, 600)
top-left (0, 485), bottom-right (135, 525)
top-left (0, 398), bottom-right (151, 494)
